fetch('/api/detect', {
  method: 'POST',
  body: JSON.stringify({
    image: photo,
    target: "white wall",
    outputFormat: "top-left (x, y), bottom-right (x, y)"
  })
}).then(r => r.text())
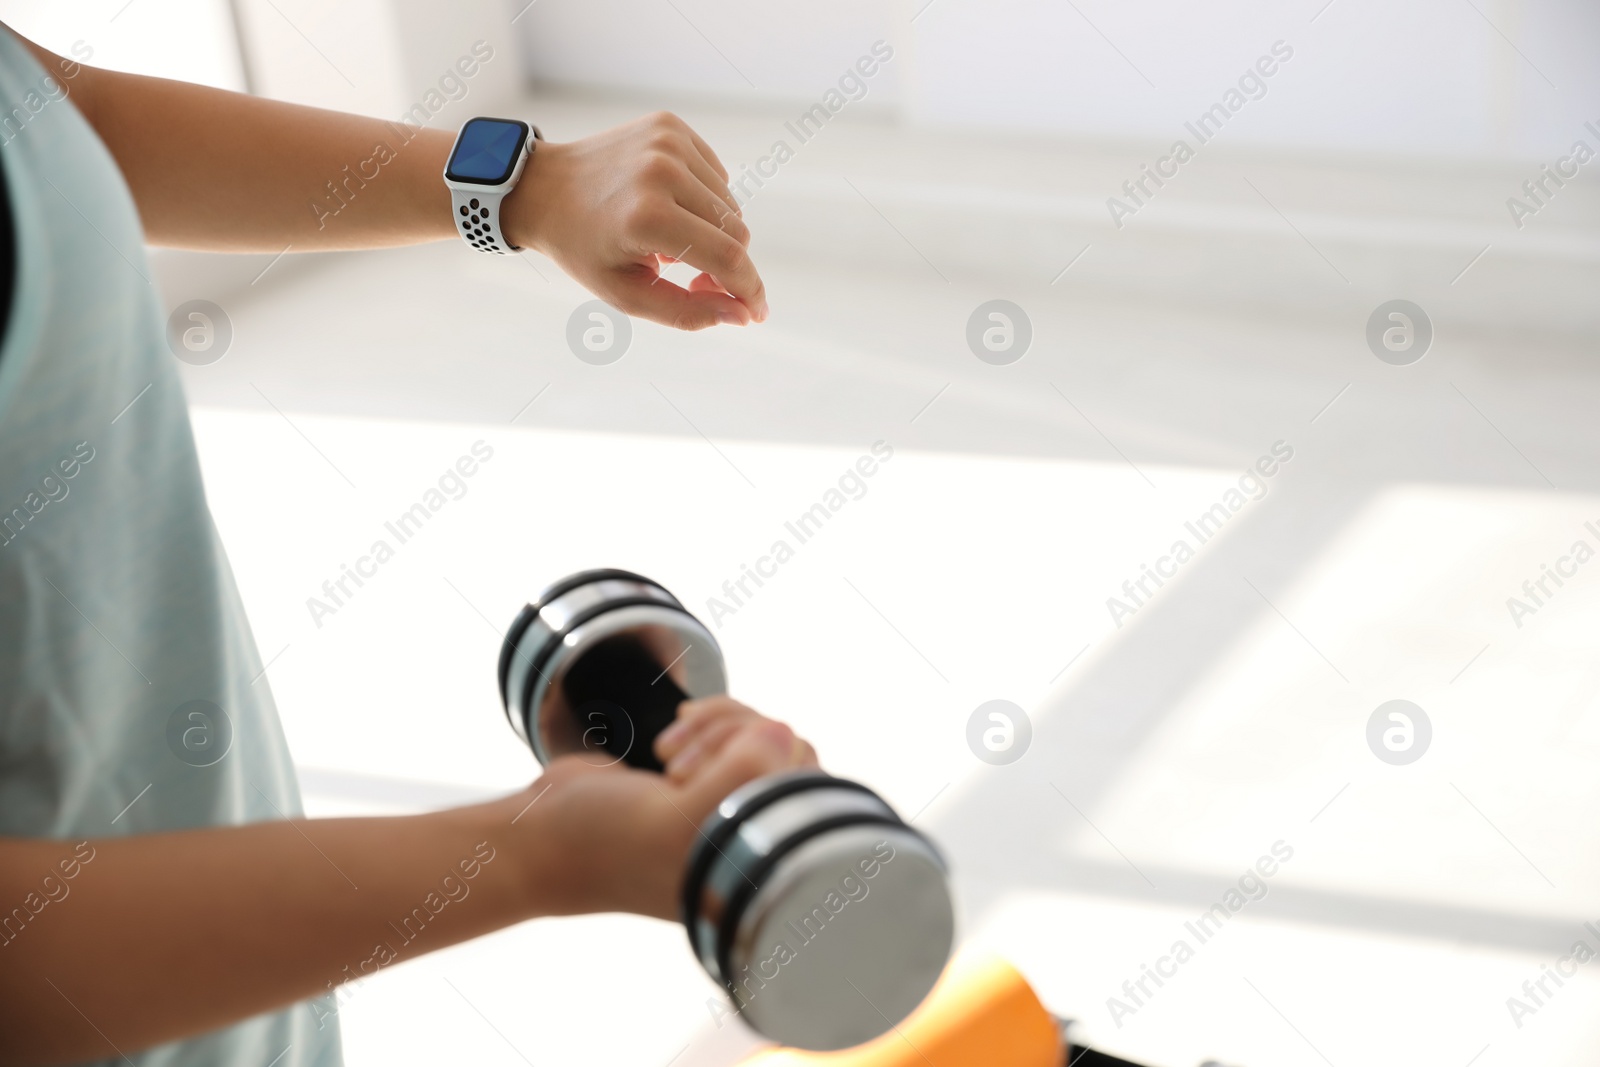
top-left (908, 0), bottom-right (1597, 159)
top-left (514, 0), bottom-right (904, 111)
top-left (0, 0), bottom-right (247, 92)
top-left (0, 0), bottom-right (526, 130)
top-left (515, 0), bottom-right (1600, 161)
top-left (230, 0), bottom-right (523, 125)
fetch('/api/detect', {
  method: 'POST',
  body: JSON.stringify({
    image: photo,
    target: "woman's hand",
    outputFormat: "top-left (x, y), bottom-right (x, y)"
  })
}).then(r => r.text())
top-left (508, 697), bottom-right (817, 920)
top-left (655, 695), bottom-right (818, 783)
top-left (503, 112), bottom-right (769, 331)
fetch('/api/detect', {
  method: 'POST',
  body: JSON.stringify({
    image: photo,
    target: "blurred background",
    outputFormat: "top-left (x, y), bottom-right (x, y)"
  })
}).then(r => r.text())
top-left (4, 1), bottom-right (1598, 1064)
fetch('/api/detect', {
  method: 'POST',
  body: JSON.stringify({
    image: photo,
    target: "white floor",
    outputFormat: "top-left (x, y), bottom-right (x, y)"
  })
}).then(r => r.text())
top-left (164, 91), bottom-right (1599, 1067)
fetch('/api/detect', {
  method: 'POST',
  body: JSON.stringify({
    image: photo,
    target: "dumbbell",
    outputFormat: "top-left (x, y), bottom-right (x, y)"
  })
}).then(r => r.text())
top-left (498, 569), bottom-right (956, 1051)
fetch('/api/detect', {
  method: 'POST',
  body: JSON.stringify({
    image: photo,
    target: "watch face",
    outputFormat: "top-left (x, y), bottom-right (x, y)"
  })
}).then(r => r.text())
top-left (445, 118), bottom-right (530, 185)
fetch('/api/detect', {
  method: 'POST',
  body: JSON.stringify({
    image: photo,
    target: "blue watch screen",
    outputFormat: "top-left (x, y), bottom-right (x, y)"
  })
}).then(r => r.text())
top-left (446, 118), bottom-right (529, 184)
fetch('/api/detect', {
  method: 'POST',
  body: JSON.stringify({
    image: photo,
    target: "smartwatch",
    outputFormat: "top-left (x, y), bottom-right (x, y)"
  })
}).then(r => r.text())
top-left (443, 117), bottom-right (541, 255)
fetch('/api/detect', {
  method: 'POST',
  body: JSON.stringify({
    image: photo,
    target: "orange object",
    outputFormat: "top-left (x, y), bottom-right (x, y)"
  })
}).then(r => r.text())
top-left (737, 955), bottom-right (1062, 1067)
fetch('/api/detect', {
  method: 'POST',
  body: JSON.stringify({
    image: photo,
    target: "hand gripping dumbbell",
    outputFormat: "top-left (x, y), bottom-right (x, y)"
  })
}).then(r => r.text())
top-left (498, 569), bottom-right (956, 1051)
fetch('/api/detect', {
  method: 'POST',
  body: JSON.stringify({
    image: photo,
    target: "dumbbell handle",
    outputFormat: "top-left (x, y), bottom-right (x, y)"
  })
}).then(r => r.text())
top-left (556, 631), bottom-right (690, 772)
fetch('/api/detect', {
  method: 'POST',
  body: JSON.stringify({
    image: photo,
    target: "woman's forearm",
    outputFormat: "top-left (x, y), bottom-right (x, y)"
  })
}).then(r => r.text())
top-left (70, 60), bottom-right (460, 252)
top-left (0, 794), bottom-right (545, 1066)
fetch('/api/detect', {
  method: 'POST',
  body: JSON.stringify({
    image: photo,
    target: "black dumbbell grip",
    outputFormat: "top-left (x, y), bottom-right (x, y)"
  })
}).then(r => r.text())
top-left (556, 628), bottom-right (691, 772)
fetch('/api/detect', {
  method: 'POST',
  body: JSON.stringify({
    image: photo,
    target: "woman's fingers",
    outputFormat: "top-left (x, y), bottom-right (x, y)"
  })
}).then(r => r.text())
top-left (656, 696), bottom-right (820, 783)
top-left (684, 125), bottom-right (731, 184)
top-left (656, 696), bottom-right (755, 762)
top-left (675, 720), bottom-right (800, 815)
top-left (680, 148), bottom-right (741, 222)
top-left (665, 716), bottom-right (745, 782)
top-left (609, 268), bottom-right (751, 330)
top-left (605, 203), bottom-right (765, 328)
top-left (642, 208), bottom-right (766, 321)
top-left (673, 166), bottom-right (749, 246)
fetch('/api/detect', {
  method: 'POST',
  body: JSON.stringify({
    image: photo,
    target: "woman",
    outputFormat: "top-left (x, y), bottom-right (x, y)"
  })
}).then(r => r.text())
top-left (0, 23), bottom-right (809, 1067)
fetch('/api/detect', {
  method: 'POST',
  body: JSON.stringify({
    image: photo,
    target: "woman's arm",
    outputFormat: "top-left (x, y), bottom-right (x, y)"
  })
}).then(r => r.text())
top-left (0, 700), bottom-right (809, 1066)
top-left (19, 34), bottom-right (767, 328)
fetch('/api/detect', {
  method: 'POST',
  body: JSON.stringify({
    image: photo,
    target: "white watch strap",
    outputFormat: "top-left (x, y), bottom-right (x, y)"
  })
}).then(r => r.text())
top-left (452, 188), bottom-right (513, 255)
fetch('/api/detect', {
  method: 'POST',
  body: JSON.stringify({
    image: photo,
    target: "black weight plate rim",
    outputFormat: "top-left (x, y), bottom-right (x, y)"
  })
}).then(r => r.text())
top-left (497, 602), bottom-right (540, 711)
top-left (535, 568), bottom-right (678, 612)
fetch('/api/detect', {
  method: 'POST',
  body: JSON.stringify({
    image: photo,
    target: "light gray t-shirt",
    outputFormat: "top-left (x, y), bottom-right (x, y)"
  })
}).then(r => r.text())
top-left (0, 29), bottom-right (342, 1067)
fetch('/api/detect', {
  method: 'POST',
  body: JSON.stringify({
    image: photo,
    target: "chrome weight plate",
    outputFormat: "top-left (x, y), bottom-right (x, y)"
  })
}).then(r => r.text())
top-left (683, 771), bottom-right (955, 1051)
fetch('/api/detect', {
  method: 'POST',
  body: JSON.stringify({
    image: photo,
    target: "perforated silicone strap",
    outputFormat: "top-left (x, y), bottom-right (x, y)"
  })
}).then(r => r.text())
top-left (451, 187), bottom-right (513, 254)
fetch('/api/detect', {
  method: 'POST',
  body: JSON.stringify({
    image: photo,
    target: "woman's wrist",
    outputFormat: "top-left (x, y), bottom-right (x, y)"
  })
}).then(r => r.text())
top-left (499, 140), bottom-right (561, 254)
top-left (473, 782), bottom-right (591, 919)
